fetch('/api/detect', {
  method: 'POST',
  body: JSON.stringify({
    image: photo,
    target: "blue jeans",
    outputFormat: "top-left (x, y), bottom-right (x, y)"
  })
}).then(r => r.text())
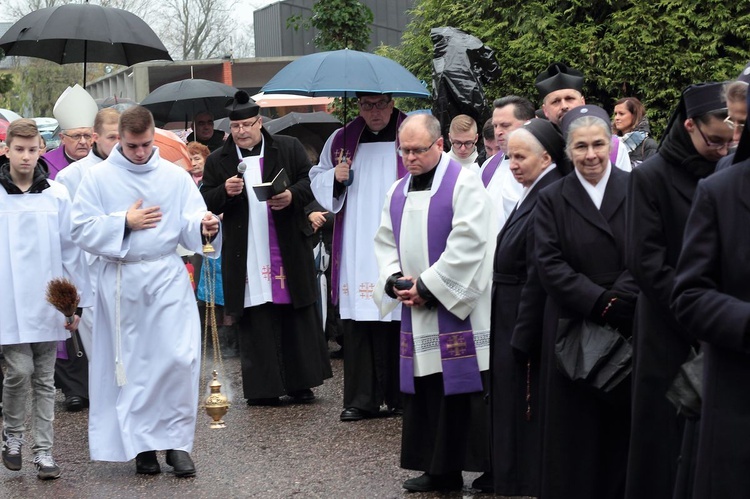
top-left (2, 341), bottom-right (57, 454)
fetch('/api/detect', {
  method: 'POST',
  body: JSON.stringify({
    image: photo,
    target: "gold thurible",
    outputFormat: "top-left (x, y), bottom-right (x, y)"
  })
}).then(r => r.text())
top-left (204, 370), bottom-right (230, 428)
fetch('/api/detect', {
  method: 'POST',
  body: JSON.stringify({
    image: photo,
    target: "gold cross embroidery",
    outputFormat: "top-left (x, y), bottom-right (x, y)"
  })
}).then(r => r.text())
top-left (274, 266), bottom-right (287, 289)
top-left (445, 334), bottom-right (467, 357)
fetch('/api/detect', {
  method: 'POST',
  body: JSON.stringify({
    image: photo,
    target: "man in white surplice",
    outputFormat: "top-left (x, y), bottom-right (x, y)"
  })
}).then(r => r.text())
top-left (310, 93), bottom-right (407, 421)
top-left (71, 106), bottom-right (221, 478)
top-left (373, 114), bottom-right (494, 492)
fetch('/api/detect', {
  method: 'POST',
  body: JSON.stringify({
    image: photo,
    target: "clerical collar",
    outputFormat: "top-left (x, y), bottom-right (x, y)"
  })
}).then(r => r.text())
top-left (360, 110), bottom-right (399, 144)
top-left (408, 164), bottom-right (438, 192)
top-left (92, 143), bottom-right (106, 161)
top-left (63, 149), bottom-right (76, 165)
top-left (237, 136), bottom-right (263, 157)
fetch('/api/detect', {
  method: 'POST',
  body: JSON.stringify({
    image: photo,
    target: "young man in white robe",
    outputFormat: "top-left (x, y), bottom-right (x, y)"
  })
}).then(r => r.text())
top-left (310, 93), bottom-right (407, 422)
top-left (1, 119), bottom-right (91, 480)
top-left (71, 106), bottom-right (221, 478)
top-left (373, 114), bottom-right (495, 492)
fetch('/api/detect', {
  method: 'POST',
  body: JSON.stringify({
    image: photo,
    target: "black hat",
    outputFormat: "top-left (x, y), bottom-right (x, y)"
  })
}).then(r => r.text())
top-left (225, 90), bottom-right (259, 121)
top-left (683, 82), bottom-right (726, 118)
top-left (559, 105), bottom-right (611, 139)
top-left (535, 62), bottom-right (584, 99)
top-left (738, 61), bottom-right (750, 84)
top-left (522, 118), bottom-right (566, 167)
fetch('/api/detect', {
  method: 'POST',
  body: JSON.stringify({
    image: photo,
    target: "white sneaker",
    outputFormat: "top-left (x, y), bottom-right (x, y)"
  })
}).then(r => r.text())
top-left (33, 452), bottom-right (61, 480)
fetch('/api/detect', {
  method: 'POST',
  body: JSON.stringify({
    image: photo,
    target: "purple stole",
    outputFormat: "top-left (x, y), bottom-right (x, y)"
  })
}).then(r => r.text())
top-left (389, 159), bottom-right (483, 396)
top-left (259, 157), bottom-right (291, 304)
top-left (329, 112), bottom-right (408, 305)
top-left (42, 147), bottom-right (72, 180)
top-left (481, 152), bottom-right (504, 188)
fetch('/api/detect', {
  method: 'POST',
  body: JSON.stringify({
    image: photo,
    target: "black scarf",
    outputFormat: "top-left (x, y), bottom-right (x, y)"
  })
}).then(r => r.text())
top-left (658, 101), bottom-right (717, 180)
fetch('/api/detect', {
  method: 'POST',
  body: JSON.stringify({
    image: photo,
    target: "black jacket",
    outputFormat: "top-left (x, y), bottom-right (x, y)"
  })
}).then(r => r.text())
top-left (200, 129), bottom-right (316, 315)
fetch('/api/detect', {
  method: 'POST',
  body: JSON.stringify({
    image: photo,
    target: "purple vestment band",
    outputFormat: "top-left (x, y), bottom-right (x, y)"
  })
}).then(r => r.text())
top-left (329, 112), bottom-right (408, 305)
top-left (481, 152), bottom-right (504, 188)
top-left (389, 159), bottom-right (483, 396)
top-left (260, 158), bottom-right (291, 304)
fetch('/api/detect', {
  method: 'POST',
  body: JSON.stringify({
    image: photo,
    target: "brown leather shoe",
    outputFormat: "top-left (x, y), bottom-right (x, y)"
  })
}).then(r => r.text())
top-left (166, 450), bottom-right (195, 478)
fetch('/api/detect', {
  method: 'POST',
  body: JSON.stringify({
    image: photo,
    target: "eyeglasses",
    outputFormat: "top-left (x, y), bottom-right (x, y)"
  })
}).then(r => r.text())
top-left (398, 138), bottom-right (439, 157)
top-left (695, 122), bottom-right (732, 150)
top-left (229, 117), bottom-right (261, 132)
top-left (63, 133), bottom-right (93, 141)
top-left (570, 141), bottom-right (609, 155)
top-left (358, 100), bottom-right (391, 111)
top-left (450, 140), bottom-right (476, 149)
top-left (724, 115), bottom-right (746, 131)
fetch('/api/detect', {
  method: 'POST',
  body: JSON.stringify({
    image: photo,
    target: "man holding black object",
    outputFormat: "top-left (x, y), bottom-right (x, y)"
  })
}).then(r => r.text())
top-left (201, 91), bottom-right (331, 406)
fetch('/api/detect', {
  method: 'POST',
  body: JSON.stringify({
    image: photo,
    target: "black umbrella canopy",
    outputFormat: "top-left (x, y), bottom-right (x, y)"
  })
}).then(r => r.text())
top-left (0, 4), bottom-right (171, 66)
top-left (140, 79), bottom-right (239, 126)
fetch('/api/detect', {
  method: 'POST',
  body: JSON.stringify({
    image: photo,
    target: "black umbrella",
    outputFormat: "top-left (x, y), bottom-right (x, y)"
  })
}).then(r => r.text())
top-left (263, 111), bottom-right (342, 157)
top-left (0, 3), bottom-right (171, 88)
top-left (141, 79), bottom-right (239, 127)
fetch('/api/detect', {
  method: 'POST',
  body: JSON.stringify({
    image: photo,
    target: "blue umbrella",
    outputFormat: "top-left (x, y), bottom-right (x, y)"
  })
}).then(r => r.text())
top-left (261, 49), bottom-right (429, 98)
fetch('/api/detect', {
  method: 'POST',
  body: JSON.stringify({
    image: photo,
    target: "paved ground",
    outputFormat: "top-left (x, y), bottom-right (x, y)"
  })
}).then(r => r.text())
top-left (0, 346), bottom-right (529, 498)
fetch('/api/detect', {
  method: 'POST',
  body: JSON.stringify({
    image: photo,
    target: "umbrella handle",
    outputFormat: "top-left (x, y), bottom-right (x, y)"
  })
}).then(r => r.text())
top-left (342, 170), bottom-right (354, 186)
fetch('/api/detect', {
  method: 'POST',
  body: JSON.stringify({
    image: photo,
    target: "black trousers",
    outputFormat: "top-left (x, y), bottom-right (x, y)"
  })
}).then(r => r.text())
top-left (341, 319), bottom-right (401, 413)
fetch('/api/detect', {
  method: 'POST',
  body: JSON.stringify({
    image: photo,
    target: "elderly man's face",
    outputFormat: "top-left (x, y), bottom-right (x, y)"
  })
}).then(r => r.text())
top-left (193, 112), bottom-right (215, 142)
top-left (398, 122), bottom-right (443, 176)
top-left (230, 116), bottom-right (262, 150)
top-left (60, 127), bottom-right (94, 160)
top-left (358, 95), bottom-right (394, 132)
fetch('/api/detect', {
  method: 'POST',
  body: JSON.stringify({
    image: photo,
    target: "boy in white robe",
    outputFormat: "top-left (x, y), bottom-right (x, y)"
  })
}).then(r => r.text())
top-left (1, 119), bottom-right (91, 480)
top-left (71, 106), bottom-right (220, 477)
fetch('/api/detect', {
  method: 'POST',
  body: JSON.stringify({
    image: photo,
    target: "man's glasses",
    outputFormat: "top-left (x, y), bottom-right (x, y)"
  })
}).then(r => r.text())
top-left (398, 138), bottom-right (439, 157)
top-left (229, 117), bottom-right (261, 132)
top-left (358, 100), bottom-right (390, 111)
top-left (63, 133), bottom-right (93, 141)
top-left (450, 140), bottom-right (476, 149)
top-left (724, 115), bottom-right (746, 131)
top-left (695, 122), bottom-right (732, 150)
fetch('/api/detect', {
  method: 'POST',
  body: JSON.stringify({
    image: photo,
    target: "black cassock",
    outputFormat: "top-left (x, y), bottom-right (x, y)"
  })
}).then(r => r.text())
top-left (672, 164), bottom-right (750, 499)
top-left (201, 130), bottom-right (332, 399)
top-left (489, 167), bottom-right (561, 497)
top-left (625, 152), bottom-right (710, 499)
top-left (534, 168), bottom-right (638, 499)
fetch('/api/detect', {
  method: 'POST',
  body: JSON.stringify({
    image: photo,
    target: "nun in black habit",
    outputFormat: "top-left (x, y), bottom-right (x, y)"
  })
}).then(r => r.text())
top-left (534, 105), bottom-right (639, 499)
top-left (488, 118), bottom-right (564, 496)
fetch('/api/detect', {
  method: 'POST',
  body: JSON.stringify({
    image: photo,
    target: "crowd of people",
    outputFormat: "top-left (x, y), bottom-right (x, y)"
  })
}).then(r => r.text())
top-left (1, 56), bottom-right (749, 499)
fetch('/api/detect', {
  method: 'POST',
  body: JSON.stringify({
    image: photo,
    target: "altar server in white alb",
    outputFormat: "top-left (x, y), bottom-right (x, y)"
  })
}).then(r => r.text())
top-left (0, 119), bottom-right (92, 480)
top-left (71, 106), bottom-right (221, 478)
top-left (373, 114), bottom-right (494, 493)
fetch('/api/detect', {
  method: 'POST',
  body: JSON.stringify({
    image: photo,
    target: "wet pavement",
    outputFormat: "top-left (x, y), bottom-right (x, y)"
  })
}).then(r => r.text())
top-left (0, 347), bottom-right (527, 498)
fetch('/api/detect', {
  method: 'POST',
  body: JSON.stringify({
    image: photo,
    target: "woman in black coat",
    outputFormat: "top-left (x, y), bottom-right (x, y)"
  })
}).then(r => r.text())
top-left (535, 106), bottom-right (639, 499)
top-left (489, 119), bottom-right (563, 496)
top-left (625, 83), bottom-right (732, 499)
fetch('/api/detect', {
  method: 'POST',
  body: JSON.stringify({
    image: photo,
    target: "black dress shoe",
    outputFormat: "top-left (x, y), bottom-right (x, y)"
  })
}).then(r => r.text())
top-left (340, 407), bottom-right (371, 422)
top-left (403, 472), bottom-right (463, 492)
top-left (471, 472), bottom-right (494, 492)
top-left (64, 396), bottom-right (88, 412)
top-left (288, 389), bottom-right (315, 403)
top-left (165, 450), bottom-right (195, 478)
top-left (135, 451), bottom-right (161, 475)
top-left (246, 397), bottom-right (281, 407)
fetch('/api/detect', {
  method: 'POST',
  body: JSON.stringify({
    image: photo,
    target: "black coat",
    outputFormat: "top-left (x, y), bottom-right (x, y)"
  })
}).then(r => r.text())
top-left (625, 152), bottom-right (701, 499)
top-left (489, 167), bottom-right (562, 497)
top-left (200, 129), bottom-right (317, 315)
top-left (535, 167), bottom-right (638, 499)
top-left (672, 163), bottom-right (750, 499)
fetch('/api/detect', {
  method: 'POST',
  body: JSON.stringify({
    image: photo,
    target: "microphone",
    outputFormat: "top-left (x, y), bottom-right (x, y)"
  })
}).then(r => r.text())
top-left (236, 161), bottom-right (247, 179)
